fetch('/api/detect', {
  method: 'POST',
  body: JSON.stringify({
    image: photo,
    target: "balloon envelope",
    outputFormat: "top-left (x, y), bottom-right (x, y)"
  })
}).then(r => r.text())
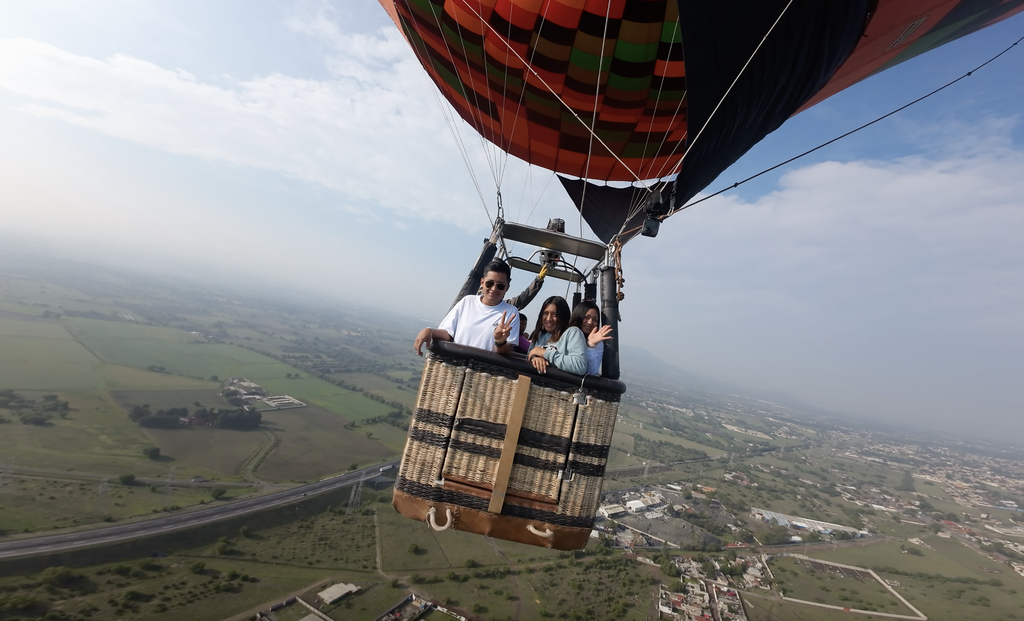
top-left (381, 0), bottom-right (1024, 240)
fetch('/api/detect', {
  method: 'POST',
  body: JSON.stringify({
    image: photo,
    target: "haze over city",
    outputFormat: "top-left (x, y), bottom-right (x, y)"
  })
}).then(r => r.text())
top-left (2, 1), bottom-right (1023, 442)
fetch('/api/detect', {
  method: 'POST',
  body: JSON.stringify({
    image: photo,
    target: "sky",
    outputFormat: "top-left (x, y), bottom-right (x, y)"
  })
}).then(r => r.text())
top-left (1, 1), bottom-right (1023, 442)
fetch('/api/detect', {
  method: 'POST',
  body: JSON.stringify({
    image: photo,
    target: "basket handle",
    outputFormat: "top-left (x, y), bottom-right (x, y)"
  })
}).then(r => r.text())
top-left (527, 524), bottom-right (554, 538)
top-left (426, 506), bottom-right (453, 531)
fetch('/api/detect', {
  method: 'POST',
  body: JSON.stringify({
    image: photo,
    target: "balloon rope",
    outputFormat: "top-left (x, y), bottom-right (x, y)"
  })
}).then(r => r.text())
top-left (670, 31), bottom-right (1024, 216)
top-left (501, 3), bottom-right (553, 187)
top-left (638, 19), bottom-right (685, 180)
top-left (445, 3), bottom-right (501, 187)
top-left (572, 0), bottom-right (615, 276)
top-left (610, 3), bottom-right (796, 245)
top-left (458, 1), bottom-right (648, 186)
top-left (412, 0), bottom-right (495, 224)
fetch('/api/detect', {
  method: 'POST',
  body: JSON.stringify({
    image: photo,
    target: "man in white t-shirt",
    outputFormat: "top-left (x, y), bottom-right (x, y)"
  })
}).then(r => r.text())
top-left (414, 260), bottom-right (519, 356)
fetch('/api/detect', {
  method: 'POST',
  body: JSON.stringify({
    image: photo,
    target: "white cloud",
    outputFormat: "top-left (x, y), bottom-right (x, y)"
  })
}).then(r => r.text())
top-left (623, 138), bottom-right (1024, 433)
top-left (0, 34), bottom-right (491, 228)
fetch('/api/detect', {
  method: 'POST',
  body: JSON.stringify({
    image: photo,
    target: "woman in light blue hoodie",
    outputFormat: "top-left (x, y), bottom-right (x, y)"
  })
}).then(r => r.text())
top-left (527, 296), bottom-right (587, 375)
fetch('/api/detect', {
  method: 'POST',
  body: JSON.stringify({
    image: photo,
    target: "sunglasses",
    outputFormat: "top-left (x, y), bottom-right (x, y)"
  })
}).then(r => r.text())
top-left (483, 280), bottom-right (507, 291)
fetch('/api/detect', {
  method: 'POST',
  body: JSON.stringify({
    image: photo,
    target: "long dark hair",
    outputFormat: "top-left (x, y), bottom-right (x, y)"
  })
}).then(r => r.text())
top-left (568, 300), bottom-right (600, 334)
top-left (529, 296), bottom-right (570, 344)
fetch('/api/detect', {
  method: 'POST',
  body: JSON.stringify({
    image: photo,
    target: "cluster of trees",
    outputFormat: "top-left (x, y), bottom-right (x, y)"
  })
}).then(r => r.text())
top-left (896, 469), bottom-right (916, 492)
top-left (630, 434), bottom-right (707, 463)
top-left (127, 404), bottom-right (261, 430)
top-left (980, 540), bottom-right (1024, 562)
top-left (363, 409), bottom-right (411, 431)
top-left (760, 524), bottom-right (797, 545)
top-left (873, 566), bottom-right (1002, 587)
top-left (678, 512), bottom-right (731, 537)
top-left (61, 309), bottom-right (129, 322)
top-left (0, 390), bottom-right (70, 425)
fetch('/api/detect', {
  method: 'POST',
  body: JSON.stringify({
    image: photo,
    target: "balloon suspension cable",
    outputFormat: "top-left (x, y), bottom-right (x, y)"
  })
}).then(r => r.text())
top-left (676, 0), bottom-right (795, 170)
top-left (616, 0), bottom-right (795, 235)
top-left (669, 31), bottom-right (1024, 217)
top-left (457, 0), bottom-right (648, 187)
top-left (408, 3), bottom-right (493, 227)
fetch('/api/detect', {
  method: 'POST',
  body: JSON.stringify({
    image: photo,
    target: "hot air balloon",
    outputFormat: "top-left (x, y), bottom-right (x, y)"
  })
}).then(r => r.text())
top-left (383, 0), bottom-right (1024, 549)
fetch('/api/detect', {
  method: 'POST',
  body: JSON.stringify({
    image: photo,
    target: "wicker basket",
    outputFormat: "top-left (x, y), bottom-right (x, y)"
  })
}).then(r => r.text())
top-left (393, 346), bottom-right (622, 550)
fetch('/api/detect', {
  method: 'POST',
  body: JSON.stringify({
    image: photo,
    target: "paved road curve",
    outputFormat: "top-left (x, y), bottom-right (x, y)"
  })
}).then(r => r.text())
top-left (0, 459), bottom-right (400, 561)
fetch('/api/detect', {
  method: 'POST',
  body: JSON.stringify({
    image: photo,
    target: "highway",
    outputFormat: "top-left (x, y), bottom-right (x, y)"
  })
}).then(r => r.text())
top-left (0, 458), bottom-right (400, 561)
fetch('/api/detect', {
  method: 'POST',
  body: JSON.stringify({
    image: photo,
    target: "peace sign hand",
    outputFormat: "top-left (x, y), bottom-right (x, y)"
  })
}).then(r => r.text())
top-left (493, 311), bottom-right (515, 345)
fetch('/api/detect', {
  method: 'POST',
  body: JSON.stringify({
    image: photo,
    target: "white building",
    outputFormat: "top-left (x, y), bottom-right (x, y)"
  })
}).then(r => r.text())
top-left (317, 582), bottom-right (360, 605)
top-left (599, 504), bottom-right (628, 518)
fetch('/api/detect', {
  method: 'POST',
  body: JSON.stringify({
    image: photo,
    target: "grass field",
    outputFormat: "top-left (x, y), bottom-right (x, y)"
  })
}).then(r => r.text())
top-left (225, 499), bottom-right (380, 570)
top-left (64, 318), bottom-right (274, 380)
top-left (619, 417), bottom-right (727, 458)
top-left (0, 322), bottom-right (103, 389)
top-left (0, 305), bottom-right (398, 484)
top-left (801, 536), bottom-right (1024, 620)
top-left (0, 390), bottom-right (188, 477)
top-left (257, 406), bottom-right (394, 481)
top-left (334, 372), bottom-right (417, 408)
top-left (0, 552), bottom-right (348, 621)
top-left (769, 556), bottom-right (913, 614)
top-left (361, 421), bottom-right (411, 454)
top-left (809, 538), bottom-right (1000, 581)
top-left (0, 476), bottom-right (234, 533)
top-left (744, 593), bottom-right (880, 621)
top-left (143, 428), bottom-right (267, 477)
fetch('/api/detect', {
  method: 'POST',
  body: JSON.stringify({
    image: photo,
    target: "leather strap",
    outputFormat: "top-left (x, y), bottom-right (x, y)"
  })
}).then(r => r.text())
top-left (488, 374), bottom-right (531, 514)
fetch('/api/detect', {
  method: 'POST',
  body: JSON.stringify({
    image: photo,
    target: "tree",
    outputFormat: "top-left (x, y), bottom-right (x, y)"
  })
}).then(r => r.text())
top-left (211, 487), bottom-right (227, 500)
top-left (209, 375), bottom-right (219, 382)
top-left (118, 474), bottom-right (136, 486)
top-left (896, 469), bottom-right (916, 492)
top-left (142, 447), bottom-right (160, 460)
top-left (239, 525), bottom-right (251, 538)
top-left (349, 463), bottom-right (358, 471)
top-left (188, 561), bottom-right (205, 574)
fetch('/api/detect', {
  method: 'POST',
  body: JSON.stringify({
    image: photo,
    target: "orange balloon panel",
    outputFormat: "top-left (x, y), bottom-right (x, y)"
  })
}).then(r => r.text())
top-left (389, 0), bottom-right (688, 182)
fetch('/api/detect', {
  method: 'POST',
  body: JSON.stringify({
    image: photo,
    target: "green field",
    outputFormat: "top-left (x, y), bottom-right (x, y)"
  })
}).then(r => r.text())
top-left (0, 476), bottom-right (238, 533)
top-left (744, 594), bottom-right (879, 621)
top-left (0, 389), bottom-right (199, 477)
top-left (334, 372), bottom-right (417, 408)
top-left (804, 536), bottom-right (1024, 621)
top-left (0, 305), bottom-right (401, 529)
top-left (143, 428), bottom-right (267, 477)
top-left (618, 415), bottom-right (727, 458)
top-left (769, 556), bottom-right (913, 614)
top-left (257, 406), bottom-right (393, 481)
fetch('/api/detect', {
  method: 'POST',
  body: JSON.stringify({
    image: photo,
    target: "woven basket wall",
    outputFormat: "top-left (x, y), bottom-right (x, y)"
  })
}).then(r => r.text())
top-left (396, 353), bottom-right (620, 528)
